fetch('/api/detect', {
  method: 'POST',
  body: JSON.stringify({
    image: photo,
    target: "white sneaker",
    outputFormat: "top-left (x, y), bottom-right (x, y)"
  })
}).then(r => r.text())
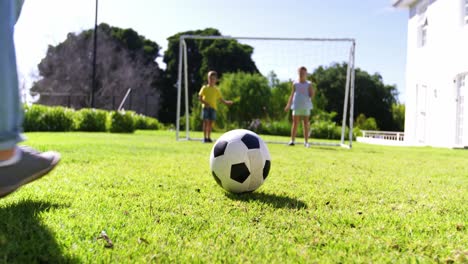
top-left (288, 141), bottom-right (295, 146)
top-left (304, 143), bottom-right (310, 148)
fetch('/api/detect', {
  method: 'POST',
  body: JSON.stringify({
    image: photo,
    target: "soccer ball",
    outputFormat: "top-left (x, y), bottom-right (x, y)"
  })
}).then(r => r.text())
top-left (210, 129), bottom-right (271, 193)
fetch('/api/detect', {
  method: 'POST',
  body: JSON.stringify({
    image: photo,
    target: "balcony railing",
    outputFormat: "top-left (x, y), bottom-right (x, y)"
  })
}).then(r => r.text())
top-left (360, 130), bottom-right (405, 141)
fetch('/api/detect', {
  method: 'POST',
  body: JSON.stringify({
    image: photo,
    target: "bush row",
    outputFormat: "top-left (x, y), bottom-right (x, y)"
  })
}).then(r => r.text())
top-left (248, 119), bottom-right (359, 140)
top-left (23, 104), bottom-right (162, 133)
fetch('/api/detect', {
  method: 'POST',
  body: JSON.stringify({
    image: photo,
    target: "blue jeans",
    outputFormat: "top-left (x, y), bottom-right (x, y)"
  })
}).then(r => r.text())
top-left (0, 0), bottom-right (25, 151)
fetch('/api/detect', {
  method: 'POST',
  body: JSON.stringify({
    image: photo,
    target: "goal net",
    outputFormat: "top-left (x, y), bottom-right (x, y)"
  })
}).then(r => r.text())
top-left (176, 35), bottom-right (356, 148)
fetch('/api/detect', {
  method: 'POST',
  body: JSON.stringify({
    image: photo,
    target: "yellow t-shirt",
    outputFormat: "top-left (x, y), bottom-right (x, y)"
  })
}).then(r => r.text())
top-left (198, 85), bottom-right (222, 110)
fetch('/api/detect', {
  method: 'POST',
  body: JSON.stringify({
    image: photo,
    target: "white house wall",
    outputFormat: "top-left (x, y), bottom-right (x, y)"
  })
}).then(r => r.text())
top-left (404, 0), bottom-right (468, 147)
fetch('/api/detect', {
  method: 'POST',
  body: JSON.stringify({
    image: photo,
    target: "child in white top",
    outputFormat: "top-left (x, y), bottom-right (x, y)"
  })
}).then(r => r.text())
top-left (284, 66), bottom-right (315, 148)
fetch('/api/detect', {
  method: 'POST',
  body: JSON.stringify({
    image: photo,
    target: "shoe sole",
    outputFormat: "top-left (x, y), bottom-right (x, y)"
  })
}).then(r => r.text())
top-left (0, 154), bottom-right (61, 198)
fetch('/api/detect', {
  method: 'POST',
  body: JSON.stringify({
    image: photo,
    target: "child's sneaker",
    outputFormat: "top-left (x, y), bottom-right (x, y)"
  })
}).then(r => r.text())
top-left (304, 143), bottom-right (311, 148)
top-left (207, 138), bottom-right (213, 143)
top-left (0, 146), bottom-right (61, 198)
top-left (288, 141), bottom-right (295, 146)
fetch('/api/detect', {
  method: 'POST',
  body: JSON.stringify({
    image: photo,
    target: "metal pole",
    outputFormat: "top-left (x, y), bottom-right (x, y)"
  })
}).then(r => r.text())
top-left (118, 88), bottom-right (132, 111)
top-left (176, 38), bottom-right (184, 140)
top-left (349, 42), bottom-right (356, 148)
top-left (90, 0), bottom-right (98, 108)
top-left (183, 39), bottom-right (190, 140)
top-left (340, 45), bottom-right (353, 145)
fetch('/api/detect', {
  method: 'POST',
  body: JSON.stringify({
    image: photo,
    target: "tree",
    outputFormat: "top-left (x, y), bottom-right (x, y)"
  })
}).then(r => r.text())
top-left (311, 63), bottom-right (398, 131)
top-left (392, 103), bottom-right (405, 131)
top-left (218, 72), bottom-right (271, 126)
top-left (161, 28), bottom-right (258, 123)
top-left (267, 71), bottom-right (290, 121)
top-left (31, 23), bottom-right (163, 117)
top-left (356, 113), bottom-right (379, 130)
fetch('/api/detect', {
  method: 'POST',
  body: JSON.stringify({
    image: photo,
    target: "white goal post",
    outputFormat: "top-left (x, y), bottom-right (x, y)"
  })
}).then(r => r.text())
top-left (176, 35), bottom-right (356, 148)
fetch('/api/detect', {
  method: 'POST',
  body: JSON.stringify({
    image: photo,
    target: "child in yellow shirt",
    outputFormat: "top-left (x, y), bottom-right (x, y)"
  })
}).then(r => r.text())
top-left (198, 71), bottom-right (233, 143)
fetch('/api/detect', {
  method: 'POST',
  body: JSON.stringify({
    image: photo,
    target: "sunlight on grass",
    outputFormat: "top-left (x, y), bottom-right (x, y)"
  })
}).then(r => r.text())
top-left (0, 130), bottom-right (467, 263)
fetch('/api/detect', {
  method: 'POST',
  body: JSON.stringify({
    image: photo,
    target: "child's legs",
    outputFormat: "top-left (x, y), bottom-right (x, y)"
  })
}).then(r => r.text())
top-left (201, 108), bottom-right (216, 139)
top-left (207, 120), bottom-right (213, 138)
top-left (207, 108), bottom-right (216, 139)
top-left (0, 0), bottom-right (24, 155)
top-left (201, 108), bottom-right (208, 138)
top-left (202, 120), bottom-right (207, 138)
top-left (291, 115), bottom-right (300, 141)
top-left (302, 116), bottom-right (310, 143)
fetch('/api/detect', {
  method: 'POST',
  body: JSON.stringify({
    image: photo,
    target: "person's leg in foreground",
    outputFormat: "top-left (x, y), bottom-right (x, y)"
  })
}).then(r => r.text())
top-left (0, 0), bottom-right (61, 198)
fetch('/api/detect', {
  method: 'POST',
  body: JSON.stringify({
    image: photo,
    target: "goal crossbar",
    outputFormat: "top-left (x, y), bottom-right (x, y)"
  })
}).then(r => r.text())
top-left (180, 35), bottom-right (356, 43)
top-left (176, 35), bottom-right (356, 148)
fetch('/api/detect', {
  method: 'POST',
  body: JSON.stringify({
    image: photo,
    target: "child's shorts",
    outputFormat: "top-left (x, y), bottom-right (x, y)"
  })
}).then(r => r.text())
top-left (292, 109), bottom-right (310, 116)
top-left (202, 107), bottom-right (216, 120)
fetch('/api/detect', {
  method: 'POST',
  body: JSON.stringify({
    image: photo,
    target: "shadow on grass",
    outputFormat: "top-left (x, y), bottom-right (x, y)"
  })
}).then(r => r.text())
top-left (225, 192), bottom-right (308, 210)
top-left (0, 200), bottom-right (78, 263)
top-left (314, 147), bottom-right (339, 151)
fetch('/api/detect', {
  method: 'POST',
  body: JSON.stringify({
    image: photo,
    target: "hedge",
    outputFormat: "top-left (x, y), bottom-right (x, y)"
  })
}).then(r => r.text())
top-left (23, 105), bottom-right (74, 132)
top-left (75, 108), bottom-right (108, 132)
top-left (22, 104), bottom-right (162, 133)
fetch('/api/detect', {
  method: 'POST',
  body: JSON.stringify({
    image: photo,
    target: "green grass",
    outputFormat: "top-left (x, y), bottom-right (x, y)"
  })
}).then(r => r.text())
top-left (0, 130), bottom-right (467, 263)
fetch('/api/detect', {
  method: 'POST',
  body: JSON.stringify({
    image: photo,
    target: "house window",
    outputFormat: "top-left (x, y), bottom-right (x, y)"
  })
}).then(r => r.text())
top-left (418, 19), bottom-right (428, 47)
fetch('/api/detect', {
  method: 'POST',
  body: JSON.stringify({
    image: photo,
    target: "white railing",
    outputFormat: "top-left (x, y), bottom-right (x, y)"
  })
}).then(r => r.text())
top-left (361, 130), bottom-right (405, 141)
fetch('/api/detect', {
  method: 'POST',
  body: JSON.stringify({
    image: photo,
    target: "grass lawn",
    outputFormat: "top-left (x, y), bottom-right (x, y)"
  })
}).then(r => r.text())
top-left (0, 130), bottom-right (467, 263)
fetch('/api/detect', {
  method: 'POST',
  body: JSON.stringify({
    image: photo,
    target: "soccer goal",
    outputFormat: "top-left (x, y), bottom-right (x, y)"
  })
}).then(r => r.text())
top-left (176, 35), bottom-right (356, 148)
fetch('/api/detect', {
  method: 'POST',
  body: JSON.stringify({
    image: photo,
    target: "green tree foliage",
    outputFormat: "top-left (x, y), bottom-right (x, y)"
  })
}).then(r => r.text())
top-left (269, 82), bottom-right (291, 120)
top-left (161, 28), bottom-right (258, 123)
top-left (311, 63), bottom-right (398, 131)
top-left (267, 71), bottom-right (290, 121)
top-left (218, 72), bottom-right (271, 126)
top-left (356, 113), bottom-right (379, 131)
top-left (391, 103), bottom-right (405, 131)
top-left (108, 25), bottom-right (159, 59)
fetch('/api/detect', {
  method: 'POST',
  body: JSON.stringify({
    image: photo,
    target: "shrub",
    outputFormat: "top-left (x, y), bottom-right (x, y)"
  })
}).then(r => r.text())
top-left (75, 108), bottom-right (108, 132)
top-left (356, 113), bottom-right (379, 131)
top-left (311, 120), bottom-right (339, 139)
top-left (23, 104), bottom-right (48, 132)
top-left (109, 111), bottom-right (135, 133)
top-left (44, 106), bottom-right (75, 131)
top-left (134, 114), bottom-right (161, 130)
top-left (23, 104), bottom-right (74, 132)
top-left (189, 94), bottom-right (203, 131)
top-left (145, 118), bottom-right (162, 130)
top-left (256, 120), bottom-right (295, 137)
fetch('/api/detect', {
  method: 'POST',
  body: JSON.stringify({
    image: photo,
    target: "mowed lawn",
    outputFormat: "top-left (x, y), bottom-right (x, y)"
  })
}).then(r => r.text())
top-left (0, 130), bottom-right (467, 263)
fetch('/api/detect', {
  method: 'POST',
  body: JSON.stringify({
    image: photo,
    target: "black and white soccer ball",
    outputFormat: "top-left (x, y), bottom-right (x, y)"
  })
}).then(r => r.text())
top-left (210, 129), bottom-right (271, 193)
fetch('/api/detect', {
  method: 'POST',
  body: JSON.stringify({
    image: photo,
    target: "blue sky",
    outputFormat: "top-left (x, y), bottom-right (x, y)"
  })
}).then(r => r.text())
top-left (14, 0), bottom-right (409, 101)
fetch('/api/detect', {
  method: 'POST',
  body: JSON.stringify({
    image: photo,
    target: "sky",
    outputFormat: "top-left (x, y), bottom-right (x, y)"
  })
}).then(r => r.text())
top-left (14, 0), bottom-right (410, 101)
